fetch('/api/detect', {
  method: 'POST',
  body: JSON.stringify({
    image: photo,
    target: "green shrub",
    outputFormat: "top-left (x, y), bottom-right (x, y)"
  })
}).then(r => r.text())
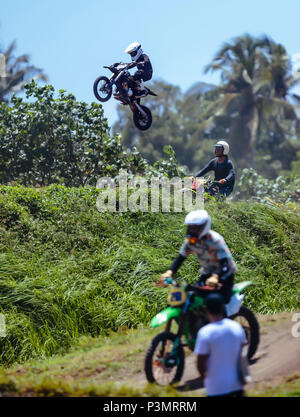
top-left (235, 168), bottom-right (300, 204)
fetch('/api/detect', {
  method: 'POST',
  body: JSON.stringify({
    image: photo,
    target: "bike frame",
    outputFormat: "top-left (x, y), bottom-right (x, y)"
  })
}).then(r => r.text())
top-left (105, 67), bottom-right (148, 117)
top-left (151, 281), bottom-right (254, 347)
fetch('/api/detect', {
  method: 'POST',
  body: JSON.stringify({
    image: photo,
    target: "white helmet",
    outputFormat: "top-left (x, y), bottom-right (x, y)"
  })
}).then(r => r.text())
top-left (124, 41), bottom-right (143, 62)
top-left (184, 210), bottom-right (211, 239)
top-left (215, 140), bottom-right (229, 156)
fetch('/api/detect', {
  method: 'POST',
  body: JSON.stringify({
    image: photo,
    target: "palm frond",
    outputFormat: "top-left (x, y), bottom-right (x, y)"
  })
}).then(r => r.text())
top-left (290, 94), bottom-right (300, 106)
top-left (0, 40), bottom-right (48, 101)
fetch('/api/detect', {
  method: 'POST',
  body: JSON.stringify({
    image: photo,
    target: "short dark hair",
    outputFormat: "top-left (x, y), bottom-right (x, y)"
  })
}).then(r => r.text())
top-left (204, 293), bottom-right (224, 315)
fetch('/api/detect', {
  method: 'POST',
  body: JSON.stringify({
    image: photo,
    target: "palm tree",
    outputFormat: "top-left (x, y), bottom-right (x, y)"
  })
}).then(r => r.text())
top-left (203, 34), bottom-right (300, 165)
top-left (0, 40), bottom-right (48, 102)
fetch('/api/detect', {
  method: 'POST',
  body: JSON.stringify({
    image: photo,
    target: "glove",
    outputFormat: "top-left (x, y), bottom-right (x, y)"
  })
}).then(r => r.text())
top-left (219, 179), bottom-right (226, 185)
top-left (155, 270), bottom-right (173, 287)
top-left (205, 274), bottom-right (219, 288)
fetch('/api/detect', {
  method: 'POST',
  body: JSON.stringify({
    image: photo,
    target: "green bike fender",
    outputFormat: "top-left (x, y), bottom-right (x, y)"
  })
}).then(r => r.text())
top-left (232, 281), bottom-right (254, 294)
top-left (150, 306), bottom-right (181, 329)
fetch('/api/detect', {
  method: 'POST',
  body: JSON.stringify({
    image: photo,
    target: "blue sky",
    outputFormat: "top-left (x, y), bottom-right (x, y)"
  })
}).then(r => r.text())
top-left (1, 0), bottom-right (300, 127)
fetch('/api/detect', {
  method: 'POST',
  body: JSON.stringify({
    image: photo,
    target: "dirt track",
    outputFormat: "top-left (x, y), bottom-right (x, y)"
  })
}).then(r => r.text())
top-left (173, 312), bottom-right (300, 393)
top-left (4, 311), bottom-right (298, 396)
top-left (134, 312), bottom-right (299, 394)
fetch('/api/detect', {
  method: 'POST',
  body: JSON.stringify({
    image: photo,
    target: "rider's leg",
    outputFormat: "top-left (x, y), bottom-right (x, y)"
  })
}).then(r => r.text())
top-left (205, 185), bottom-right (217, 196)
top-left (196, 273), bottom-right (211, 287)
top-left (218, 186), bottom-right (232, 199)
top-left (219, 274), bottom-right (234, 304)
top-left (196, 273), bottom-right (234, 305)
top-left (114, 75), bottom-right (131, 103)
top-left (132, 71), bottom-right (148, 93)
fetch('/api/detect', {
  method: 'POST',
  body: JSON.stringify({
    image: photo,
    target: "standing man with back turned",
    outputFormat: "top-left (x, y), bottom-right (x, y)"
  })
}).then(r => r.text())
top-left (194, 293), bottom-right (247, 397)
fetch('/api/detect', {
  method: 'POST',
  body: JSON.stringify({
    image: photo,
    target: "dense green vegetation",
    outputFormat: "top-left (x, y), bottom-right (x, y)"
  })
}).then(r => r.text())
top-left (114, 34), bottom-right (300, 179)
top-left (0, 81), bottom-right (148, 187)
top-left (0, 185), bottom-right (299, 366)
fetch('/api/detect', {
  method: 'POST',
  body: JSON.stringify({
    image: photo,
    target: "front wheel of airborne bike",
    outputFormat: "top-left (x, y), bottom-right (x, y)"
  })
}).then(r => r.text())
top-left (144, 332), bottom-right (184, 385)
top-left (93, 76), bottom-right (112, 102)
top-left (133, 105), bottom-right (152, 130)
top-left (231, 306), bottom-right (259, 360)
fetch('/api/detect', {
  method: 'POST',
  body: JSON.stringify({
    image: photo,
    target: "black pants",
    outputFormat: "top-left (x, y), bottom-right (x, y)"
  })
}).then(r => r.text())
top-left (132, 69), bottom-right (152, 82)
top-left (115, 74), bottom-right (129, 94)
top-left (197, 274), bottom-right (234, 304)
top-left (205, 184), bottom-right (233, 199)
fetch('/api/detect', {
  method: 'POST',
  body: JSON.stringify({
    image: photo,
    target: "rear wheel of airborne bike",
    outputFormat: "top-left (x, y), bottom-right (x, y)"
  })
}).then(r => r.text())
top-left (144, 332), bottom-right (184, 385)
top-left (231, 306), bottom-right (259, 360)
top-left (93, 76), bottom-right (112, 102)
top-left (133, 105), bottom-right (152, 130)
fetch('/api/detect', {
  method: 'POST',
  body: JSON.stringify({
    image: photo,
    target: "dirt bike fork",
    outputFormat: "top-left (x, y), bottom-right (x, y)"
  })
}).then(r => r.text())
top-left (166, 315), bottom-right (187, 366)
top-left (131, 101), bottom-right (147, 117)
top-left (158, 318), bottom-right (182, 361)
top-left (157, 319), bottom-right (173, 356)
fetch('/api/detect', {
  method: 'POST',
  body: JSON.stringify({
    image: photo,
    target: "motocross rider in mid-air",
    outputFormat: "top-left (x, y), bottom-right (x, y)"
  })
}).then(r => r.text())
top-left (156, 209), bottom-right (237, 305)
top-left (114, 41), bottom-right (153, 104)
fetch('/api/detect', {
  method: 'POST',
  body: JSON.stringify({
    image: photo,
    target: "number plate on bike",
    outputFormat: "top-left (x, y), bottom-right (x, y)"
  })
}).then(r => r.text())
top-left (168, 288), bottom-right (187, 306)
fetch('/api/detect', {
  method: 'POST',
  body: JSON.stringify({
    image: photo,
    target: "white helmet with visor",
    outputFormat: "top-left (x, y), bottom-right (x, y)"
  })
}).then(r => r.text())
top-left (184, 210), bottom-right (211, 242)
top-left (215, 140), bottom-right (229, 156)
top-left (124, 42), bottom-right (143, 62)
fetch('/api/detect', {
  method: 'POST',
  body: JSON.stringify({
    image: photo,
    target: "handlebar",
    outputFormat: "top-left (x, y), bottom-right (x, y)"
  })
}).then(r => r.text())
top-left (190, 176), bottom-right (220, 185)
top-left (164, 278), bottom-right (222, 293)
top-left (165, 277), bottom-right (178, 286)
top-left (103, 62), bottom-right (133, 69)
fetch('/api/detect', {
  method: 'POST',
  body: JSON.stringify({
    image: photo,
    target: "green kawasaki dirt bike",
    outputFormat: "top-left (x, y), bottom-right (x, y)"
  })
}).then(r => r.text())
top-left (144, 279), bottom-right (259, 385)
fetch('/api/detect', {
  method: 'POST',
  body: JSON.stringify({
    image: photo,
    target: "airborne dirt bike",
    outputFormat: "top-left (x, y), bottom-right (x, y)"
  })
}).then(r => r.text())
top-left (93, 62), bottom-right (157, 131)
top-left (144, 278), bottom-right (259, 385)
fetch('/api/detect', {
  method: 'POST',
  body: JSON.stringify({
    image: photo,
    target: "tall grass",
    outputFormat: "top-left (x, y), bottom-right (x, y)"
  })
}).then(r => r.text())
top-left (0, 185), bottom-right (299, 365)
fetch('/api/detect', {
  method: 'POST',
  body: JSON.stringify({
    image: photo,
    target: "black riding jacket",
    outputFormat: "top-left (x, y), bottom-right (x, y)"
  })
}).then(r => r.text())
top-left (194, 157), bottom-right (235, 191)
top-left (133, 53), bottom-right (153, 81)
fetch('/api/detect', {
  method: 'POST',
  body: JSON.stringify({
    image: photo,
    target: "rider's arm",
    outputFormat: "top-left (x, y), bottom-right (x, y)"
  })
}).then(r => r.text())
top-left (169, 254), bottom-right (186, 275)
top-left (206, 233), bottom-right (237, 280)
top-left (194, 329), bottom-right (210, 380)
top-left (197, 355), bottom-right (208, 380)
top-left (160, 241), bottom-right (190, 284)
top-left (128, 62), bottom-right (137, 69)
top-left (158, 254), bottom-right (185, 286)
top-left (137, 54), bottom-right (151, 67)
top-left (224, 160), bottom-right (235, 183)
top-left (218, 258), bottom-right (231, 281)
top-left (194, 159), bottom-right (214, 178)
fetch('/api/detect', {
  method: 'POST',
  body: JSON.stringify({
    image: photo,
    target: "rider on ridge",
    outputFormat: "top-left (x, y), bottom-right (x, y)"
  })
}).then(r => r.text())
top-left (194, 141), bottom-right (235, 198)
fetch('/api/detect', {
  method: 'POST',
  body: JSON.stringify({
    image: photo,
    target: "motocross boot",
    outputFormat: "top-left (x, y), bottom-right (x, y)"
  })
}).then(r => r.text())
top-left (113, 90), bottom-right (130, 104)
